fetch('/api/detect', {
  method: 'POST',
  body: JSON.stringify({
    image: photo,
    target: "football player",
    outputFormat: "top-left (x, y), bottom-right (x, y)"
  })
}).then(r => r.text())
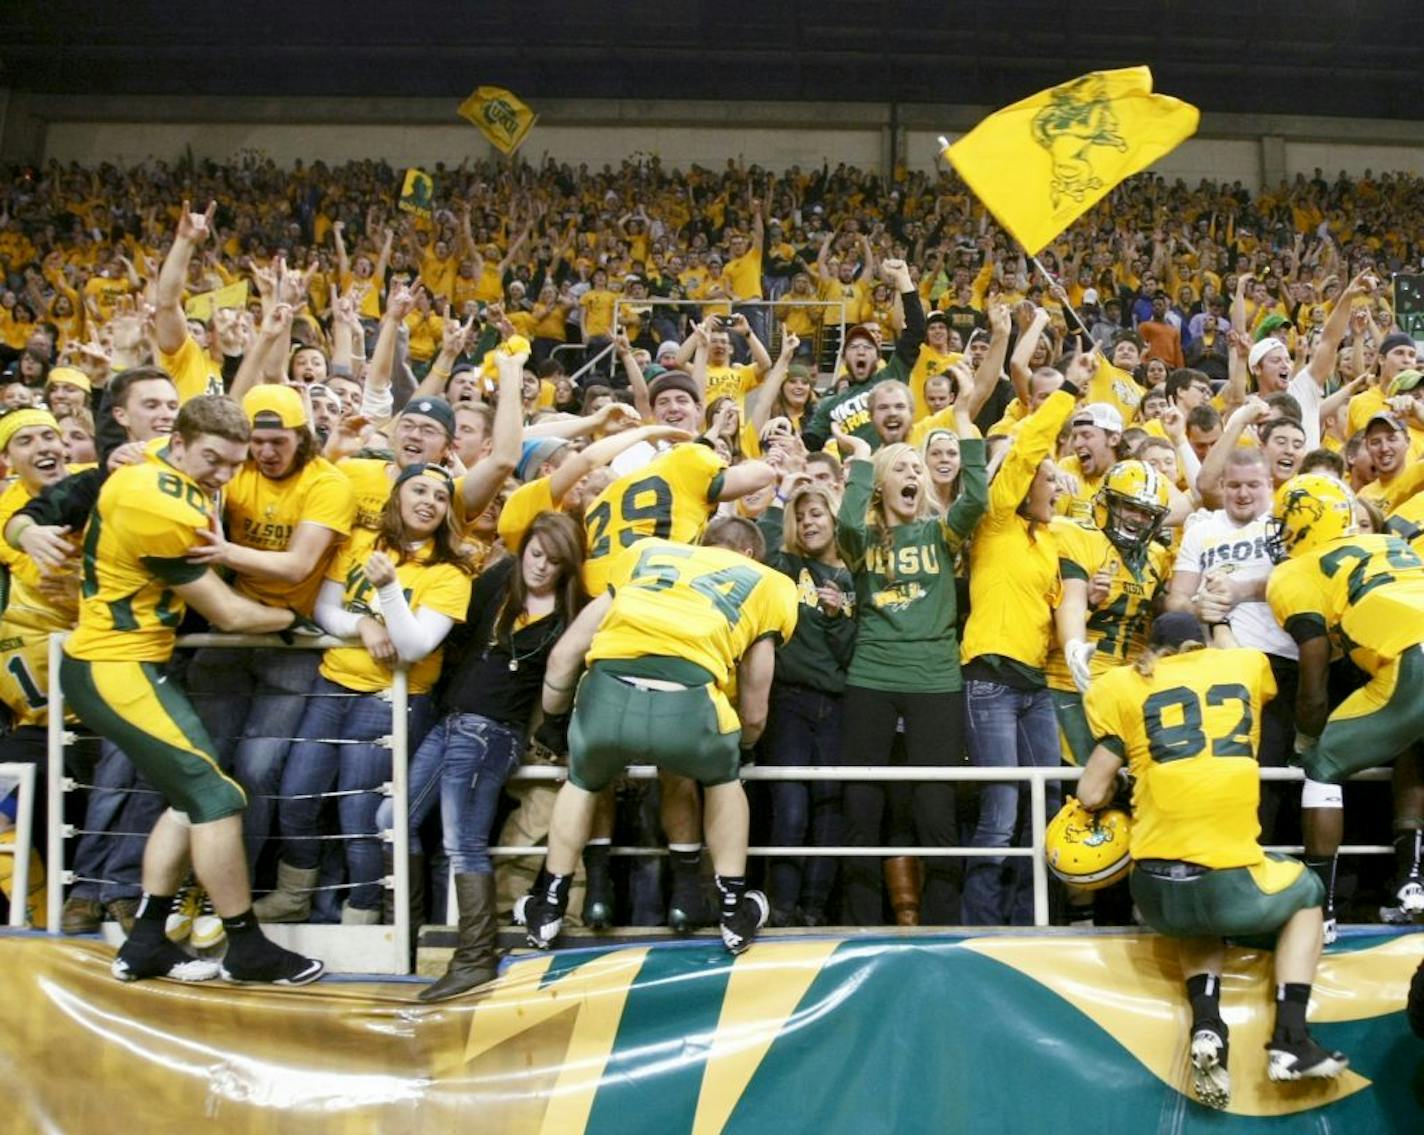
top-left (1078, 612), bottom-right (1347, 1107)
top-left (1264, 473), bottom-right (1424, 939)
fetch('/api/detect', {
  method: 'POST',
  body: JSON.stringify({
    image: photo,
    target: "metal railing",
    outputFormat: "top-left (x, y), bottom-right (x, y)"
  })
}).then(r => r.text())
top-left (613, 296), bottom-right (849, 372)
top-left (45, 632), bottom-right (414, 974)
top-left (0, 762), bottom-right (37, 929)
top-left (494, 763), bottom-right (1395, 929)
top-left (34, 624), bottom-right (1400, 955)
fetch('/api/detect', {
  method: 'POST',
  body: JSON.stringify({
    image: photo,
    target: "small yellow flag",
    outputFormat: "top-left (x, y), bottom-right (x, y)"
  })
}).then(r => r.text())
top-left (944, 66), bottom-right (1199, 255)
top-left (398, 167), bottom-right (434, 218)
top-left (457, 86), bottom-right (538, 155)
top-left (184, 280), bottom-right (249, 322)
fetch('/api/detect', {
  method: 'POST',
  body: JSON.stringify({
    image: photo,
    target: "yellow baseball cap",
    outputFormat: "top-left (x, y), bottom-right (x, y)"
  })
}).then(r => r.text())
top-left (45, 366), bottom-right (91, 393)
top-left (242, 384), bottom-right (308, 429)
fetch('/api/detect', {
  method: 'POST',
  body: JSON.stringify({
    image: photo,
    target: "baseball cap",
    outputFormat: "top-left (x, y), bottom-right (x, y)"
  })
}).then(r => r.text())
top-left (925, 311), bottom-right (949, 328)
top-left (516, 436), bottom-right (568, 482)
top-left (1082, 288), bottom-right (1099, 305)
top-left (242, 384), bottom-right (308, 429)
top-left (45, 366), bottom-right (91, 393)
top-left (1366, 410), bottom-right (1407, 434)
top-left (656, 340), bottom-right (680, 359)
top-left (1247, 337), bottom-right (1288, 371)
top-left (843, 324), bottom-right (880, 353)
top-left (400, 396), bottom-right (455, 437)
top-left (1150, 610), bottom-right (1206, 649)
top-left (1378, 331), bottom-right (1415, 358)
top-left (1254, 313), bottom-right (1293, 342)
top-left (1071, 402), bottom-right (1125, 433)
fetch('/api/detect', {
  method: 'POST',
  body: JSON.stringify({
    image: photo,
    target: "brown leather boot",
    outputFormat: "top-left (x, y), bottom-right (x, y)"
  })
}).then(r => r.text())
top-left (419, 873), bottom-right (499, 1002)
top-left (884, 856), bottom-right (923, 927)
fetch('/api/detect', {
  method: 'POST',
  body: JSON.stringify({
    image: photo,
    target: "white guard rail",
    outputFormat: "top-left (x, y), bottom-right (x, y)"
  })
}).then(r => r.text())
top-left (46, 632), bottom-right (413, 975)
top-left (0, 762), bottom-right (37, 928)
top-left (39, 625), bottom-right (1397, 959)
top-left (496, 763), bottom-right (1394, 929)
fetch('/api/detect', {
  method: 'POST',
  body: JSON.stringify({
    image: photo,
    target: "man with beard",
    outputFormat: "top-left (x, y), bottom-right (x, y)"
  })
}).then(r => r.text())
top-left (868, 380), bottom-right (914, 447)
top-left (1057, 403), bottom-right (1124, 522)
top-left (803, 259), bottom-right (925, 452)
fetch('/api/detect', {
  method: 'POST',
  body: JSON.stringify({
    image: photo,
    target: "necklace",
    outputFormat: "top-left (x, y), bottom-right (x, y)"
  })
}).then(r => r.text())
top-left (496, 618), bottom-right (561, 672)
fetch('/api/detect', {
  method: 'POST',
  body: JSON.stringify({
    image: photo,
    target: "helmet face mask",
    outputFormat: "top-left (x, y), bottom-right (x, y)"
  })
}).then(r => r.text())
top-left (1269, 474), bottom-right (1354, 562)
top-left (1094, 460), bottom-right (1169, 552)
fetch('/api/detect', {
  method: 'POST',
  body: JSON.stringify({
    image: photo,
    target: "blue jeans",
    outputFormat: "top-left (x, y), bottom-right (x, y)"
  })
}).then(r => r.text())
top-left (69, 740), bottom-right (166, 903)
top-left (187, 647), bottom-right (320, 872)
top-left (275, 676), bottom-right (433, 912)
top-left (961, 679), bottom-right (1062, 926)
top-left (389, 712), bottom-right (524, 875)
top-left (764, 684), bottom-right (844, 917)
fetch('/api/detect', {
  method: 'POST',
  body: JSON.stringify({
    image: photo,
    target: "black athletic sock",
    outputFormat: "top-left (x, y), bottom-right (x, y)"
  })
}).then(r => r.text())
top-left (716, 875), bottom-right (747, 919)
top-left (128, 893), bottom-right (176, 946)
top-left (220, 908), bottom-right (271, 961)
top-left (1186, 972), bottom-right (1221, 1029)
top-left (543, 872), bottom-right (572, 912)
top-left (1273, 982), bottom-right (1311, 1041)
top-left (1394, 825), bottom-right (1423, 883)
top-left (1303, 854), bottom-right (1338, 914)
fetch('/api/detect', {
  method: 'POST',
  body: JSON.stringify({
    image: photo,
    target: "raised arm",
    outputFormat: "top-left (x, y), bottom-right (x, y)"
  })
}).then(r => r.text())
top-left (155, 199), bottom-right (216, 355)
top-left (459, 345), bottom-right (524, 516)
top-left (1196, 396), bottom-right (1270, 508)
top-left (1009, 306), bottom-right (1051, 407)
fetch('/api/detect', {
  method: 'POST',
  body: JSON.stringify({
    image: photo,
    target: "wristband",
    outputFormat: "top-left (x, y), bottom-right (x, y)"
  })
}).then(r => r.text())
top-left (1207, 620), bottom-right (1230, 632)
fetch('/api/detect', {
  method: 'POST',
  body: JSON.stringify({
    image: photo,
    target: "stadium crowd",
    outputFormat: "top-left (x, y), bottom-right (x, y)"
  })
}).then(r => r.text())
top-left (1, 153), bottom-right (1424, 1050)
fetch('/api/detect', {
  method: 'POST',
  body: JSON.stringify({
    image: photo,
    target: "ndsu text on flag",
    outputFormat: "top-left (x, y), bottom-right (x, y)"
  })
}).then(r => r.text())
top-left (457, 86), bottom-right (537, 155)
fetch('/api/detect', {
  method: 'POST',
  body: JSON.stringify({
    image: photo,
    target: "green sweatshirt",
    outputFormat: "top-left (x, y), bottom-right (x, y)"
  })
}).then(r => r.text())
top-left (836, 439), bottom-right (987, 692)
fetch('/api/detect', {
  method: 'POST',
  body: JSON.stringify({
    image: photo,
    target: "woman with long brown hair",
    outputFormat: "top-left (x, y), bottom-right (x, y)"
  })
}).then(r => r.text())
top-left (257, 464), bottom-right (474, 925)
top-left (415, 510), bottom-right (587, 1001)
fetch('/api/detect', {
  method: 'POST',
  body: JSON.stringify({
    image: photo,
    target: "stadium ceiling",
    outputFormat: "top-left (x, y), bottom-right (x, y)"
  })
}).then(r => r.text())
top-left (2, 0), bottom-right (1423, 120)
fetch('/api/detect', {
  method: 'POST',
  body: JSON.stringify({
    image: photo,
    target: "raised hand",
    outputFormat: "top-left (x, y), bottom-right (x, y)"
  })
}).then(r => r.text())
top-left (177, 199), bottom-right (217, 245)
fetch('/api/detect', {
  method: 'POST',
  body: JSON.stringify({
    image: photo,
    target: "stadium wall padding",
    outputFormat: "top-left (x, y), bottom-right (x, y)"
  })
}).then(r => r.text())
top-left (1, 931), bottom-right (1420, 1133)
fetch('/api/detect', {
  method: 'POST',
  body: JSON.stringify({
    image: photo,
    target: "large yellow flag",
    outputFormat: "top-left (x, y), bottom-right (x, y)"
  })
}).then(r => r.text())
top-left (457, 86), bottom-right (537, 155)
top-left (944, 66), bottom-right (1199, 254)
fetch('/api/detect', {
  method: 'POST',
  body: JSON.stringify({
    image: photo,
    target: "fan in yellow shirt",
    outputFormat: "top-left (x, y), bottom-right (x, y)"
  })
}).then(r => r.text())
top-left (263, 463), bottom-right (474, 923)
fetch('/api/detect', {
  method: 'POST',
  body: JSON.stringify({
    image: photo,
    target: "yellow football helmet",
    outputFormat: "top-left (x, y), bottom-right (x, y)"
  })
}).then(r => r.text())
top-left (1045, 797), bottom-right (1132, 891)
top-left (1266, 473), bottom-right (1355, 563)
top-left (1093, 460), bottom-right (1169, 550)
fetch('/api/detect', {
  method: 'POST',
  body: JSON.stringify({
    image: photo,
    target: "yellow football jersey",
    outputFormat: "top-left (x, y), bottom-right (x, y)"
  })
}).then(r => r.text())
top-left (1085, 647), bottom-right (1277, 869)
top-left (157, 334), bottom-right (224, 403)
top-left (223, 456), bottom-right (357, 614)
top-left (1045, 518), bottom-right (1173, 691)
top-left (65, 458), bottom-right (214, 663)
top-left (1385, 493), bottom-right (1424, 554)
top-left (582, 444), bottom-right (727, 594)
top-left (1266, 532), bottom-right (1424, 676)
top-left (317, 543), bottom-right (471, 696)
top-left (588, 538), bottom-right (798, 731)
